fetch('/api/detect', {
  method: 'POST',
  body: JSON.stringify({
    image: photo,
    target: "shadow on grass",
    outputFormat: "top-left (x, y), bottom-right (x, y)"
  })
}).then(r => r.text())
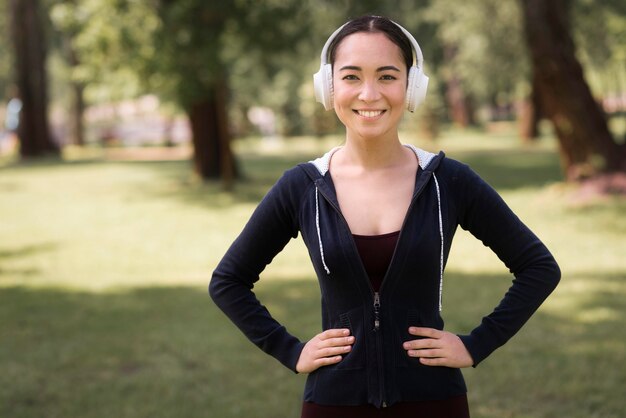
top-left (0, 243), bottom-right (57, 279)
top-left (449, 148), bottom-right (563, 191)
top-left (0, 243), bottom-right (58, 260)
top-left (86, 152), bottom-right (321, 209)
top-left (121, 146), bottom-right (564, 208)
top-left (0, 155), bottom-right (101, 171)
top-left (0, 283), bottom-right (315, 418)
top-left (0, 142), bottom-right (564, 213)
top-left (109, 146), bottom-right (564, 212)
top-left (1, 269), bottom-right (624, 418)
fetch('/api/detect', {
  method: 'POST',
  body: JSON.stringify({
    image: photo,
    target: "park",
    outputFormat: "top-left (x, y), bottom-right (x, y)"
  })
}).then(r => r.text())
top-left (1, 1), bottom-right (625, 417)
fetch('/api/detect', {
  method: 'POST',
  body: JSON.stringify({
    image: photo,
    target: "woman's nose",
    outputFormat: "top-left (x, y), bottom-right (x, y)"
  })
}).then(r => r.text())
top-left (358, 80), bottom-right (382, 102)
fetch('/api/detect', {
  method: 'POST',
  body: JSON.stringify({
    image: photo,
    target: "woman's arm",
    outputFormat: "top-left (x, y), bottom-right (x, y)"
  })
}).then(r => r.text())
top-left (209, 170), bottom-right (306, 372)
top-left (454, 163), bottom-right (561, 366)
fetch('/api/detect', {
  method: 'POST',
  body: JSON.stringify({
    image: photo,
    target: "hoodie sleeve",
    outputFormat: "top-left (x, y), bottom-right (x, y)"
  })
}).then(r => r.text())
top-left (209, 168), bottom-right (306, 372)
top-left (453, 163), bottom-right (560, 366)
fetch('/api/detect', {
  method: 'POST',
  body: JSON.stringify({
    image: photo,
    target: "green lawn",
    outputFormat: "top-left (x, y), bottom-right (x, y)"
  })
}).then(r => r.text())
top-left (1, 130), bottom-right (625, 418)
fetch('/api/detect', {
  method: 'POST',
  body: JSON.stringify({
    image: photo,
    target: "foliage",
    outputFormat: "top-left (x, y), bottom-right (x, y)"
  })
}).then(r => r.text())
top-left (48, 0), bottom-right (157, 103)
top-left (423, 1), bottom-right (527, 103)
top-left (2, 0), bottom-right (624, 142)
top-left (0, 0), bottom-right (12, 99)
top-left (572, 0), bottom-right (626, 98)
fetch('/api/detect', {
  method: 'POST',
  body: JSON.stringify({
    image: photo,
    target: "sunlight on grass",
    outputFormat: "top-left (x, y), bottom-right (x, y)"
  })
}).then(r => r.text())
top-left (1, 130), bottom-right (625, 418)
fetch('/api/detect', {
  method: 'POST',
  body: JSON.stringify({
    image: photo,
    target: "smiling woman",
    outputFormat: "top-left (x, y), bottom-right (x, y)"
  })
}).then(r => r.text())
top-left (210, 15), bottom-right (560, 418)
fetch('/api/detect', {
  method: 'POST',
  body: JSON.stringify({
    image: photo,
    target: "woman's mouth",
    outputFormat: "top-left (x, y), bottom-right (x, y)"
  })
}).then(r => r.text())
top-left (354, 110), bottom-right (386, 118)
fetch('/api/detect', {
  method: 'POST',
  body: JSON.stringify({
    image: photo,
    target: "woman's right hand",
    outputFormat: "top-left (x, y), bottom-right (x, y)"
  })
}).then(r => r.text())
top-left (296, 328), bottom-right (355, 373)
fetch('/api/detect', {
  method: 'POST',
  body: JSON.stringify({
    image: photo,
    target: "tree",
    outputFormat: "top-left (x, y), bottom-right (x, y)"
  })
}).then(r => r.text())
top-left (46, 0), bottom-right (319, 184)
top-left (423, 1), bottom-right (527, 126)
top-left (9, 0), bottom-right (58, 157)
top-left (520, 0), bottom-right (626, 180)
top-left (142, 1), bottom-right (315, 186)
top-left (0, 1), bottom-right (12, 98)
top-left (572, 0), bottom-right (626, 108)
top-left (49, 0), bottom-right (87, 146)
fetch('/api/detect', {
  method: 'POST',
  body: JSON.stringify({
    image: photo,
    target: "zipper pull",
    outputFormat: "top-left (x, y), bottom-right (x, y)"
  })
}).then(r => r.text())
top-left (373, 292), bottom-right (381, 331)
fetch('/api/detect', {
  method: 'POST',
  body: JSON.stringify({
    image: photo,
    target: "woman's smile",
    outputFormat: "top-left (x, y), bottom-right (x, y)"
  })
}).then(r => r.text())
top-left (354, 109), bottom-right (387, 119)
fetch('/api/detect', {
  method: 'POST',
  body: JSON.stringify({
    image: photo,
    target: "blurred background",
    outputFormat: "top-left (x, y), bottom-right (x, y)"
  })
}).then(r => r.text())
top-left (1, 1), bottom-right (625, 417)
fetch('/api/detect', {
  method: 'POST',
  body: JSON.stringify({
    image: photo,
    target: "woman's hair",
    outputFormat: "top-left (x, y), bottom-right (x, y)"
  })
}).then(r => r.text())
top-left (328, 15), bottom-right (413, 72)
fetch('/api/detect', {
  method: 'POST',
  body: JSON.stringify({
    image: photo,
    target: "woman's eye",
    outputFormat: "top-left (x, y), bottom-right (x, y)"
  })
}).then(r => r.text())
top-left (380, 74), bottom-right (397, 81)
top-left (342, 74), bottom-right (359, 81)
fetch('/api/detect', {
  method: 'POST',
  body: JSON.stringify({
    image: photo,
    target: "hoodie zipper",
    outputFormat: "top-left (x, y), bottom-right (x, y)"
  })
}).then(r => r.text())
top-left (372, 172), bottom-right (431, 408)
top-left (373, 292), bottom-right (381, 331)
top-left (314, 168), bottom-right (435, 408)
top-left (373, 290), bottom-right (386, 408)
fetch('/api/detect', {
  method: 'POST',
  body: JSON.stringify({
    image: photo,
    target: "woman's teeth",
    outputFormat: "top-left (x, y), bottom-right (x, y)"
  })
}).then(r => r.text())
top-left (356, 110), bottom-right (384, 118)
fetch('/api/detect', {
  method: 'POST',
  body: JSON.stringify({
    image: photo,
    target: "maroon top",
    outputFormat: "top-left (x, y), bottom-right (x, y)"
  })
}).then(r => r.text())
top-left (352, 230), bottom-right (400, 292)
top-left (301, 394), bottom-right (469, 418)
top-left (300, 231), bottom-right (470, 418)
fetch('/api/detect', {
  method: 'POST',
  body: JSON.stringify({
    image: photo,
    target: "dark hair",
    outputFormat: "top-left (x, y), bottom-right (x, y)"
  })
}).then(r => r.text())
top-left (328, 16), bottom-right (413, 72)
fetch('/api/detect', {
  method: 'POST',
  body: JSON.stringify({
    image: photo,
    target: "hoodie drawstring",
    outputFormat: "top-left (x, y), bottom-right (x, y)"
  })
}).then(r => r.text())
top-left (315, 187), bottom-right (331, 275)
top-left (433, 173), bottom-right (444, 312)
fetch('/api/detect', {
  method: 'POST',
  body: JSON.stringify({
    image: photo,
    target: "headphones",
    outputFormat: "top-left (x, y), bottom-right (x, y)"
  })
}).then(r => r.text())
top-left (313, 20), bottom-right (429, 113)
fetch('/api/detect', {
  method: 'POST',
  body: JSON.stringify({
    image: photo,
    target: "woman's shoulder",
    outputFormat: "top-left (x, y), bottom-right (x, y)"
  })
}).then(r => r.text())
top-left (435, 154), bottom-right (493, 196)
top-left (267, 163), bottom-right (317, 200)
top-left (423, 152), bottom-right (474, 185)
top-left (438, 154), bottom-right (471, 173)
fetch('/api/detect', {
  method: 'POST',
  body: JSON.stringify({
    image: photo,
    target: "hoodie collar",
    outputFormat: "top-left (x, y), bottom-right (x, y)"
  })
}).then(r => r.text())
top-left (309, 144), bottom-right (440, 177)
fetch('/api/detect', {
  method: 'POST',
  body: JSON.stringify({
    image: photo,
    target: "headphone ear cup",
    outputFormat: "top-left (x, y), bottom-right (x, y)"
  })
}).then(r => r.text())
top-left (406, 66), bottom-right (429, 112)
top-left (406, 66), bottom-right (419, 112)
top-left (324, 64), bottom-right (334, 109)
top-left (313, 64), bottom-right (334, 110)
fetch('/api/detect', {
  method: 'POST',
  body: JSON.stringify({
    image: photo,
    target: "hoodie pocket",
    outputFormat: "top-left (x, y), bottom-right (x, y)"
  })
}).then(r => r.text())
top-left (394, 308), bottom-right (444, 368)
top-left (325, 307), bottom-right (366, 370)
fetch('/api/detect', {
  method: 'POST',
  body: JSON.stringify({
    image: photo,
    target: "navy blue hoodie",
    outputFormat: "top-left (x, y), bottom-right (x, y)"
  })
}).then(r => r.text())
top-left (210, 145), bottom-right (560, 407)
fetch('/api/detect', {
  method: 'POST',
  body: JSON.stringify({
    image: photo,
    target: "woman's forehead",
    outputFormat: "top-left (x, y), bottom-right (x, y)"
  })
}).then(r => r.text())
top-left (334, 32), bottom-right (405, 67)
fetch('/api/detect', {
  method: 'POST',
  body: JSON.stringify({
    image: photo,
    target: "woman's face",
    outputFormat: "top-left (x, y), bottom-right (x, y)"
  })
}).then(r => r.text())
top-left (332, 32), bottom-right (408, 142)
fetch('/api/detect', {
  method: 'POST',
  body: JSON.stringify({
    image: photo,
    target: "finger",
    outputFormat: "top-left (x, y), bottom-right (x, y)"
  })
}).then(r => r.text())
top-left (317, 344), bottom-right (352, 358)
top-left (408, 327), bottom-right (441, 338)
top-left (320, 329), bottom-right (351, 339)
top-left (403, 338), bottom-right (439, 351)
top-left (407, 348), bottom-right (443, 358)
top-left (315, 355), bottom-right (343, 367)
top-left (320, 336), bottom-right (355, 348)
top-left (419, 357), bottom-right (447, 367)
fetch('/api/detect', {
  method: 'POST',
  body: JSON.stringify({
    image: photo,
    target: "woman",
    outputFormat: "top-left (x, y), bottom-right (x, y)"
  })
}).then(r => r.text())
top-left (210, 15), bottom-right (560, 417)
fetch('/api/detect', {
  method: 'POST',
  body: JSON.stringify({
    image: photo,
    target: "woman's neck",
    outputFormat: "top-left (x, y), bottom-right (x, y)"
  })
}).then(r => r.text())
top-left (339, 133), bottom-right (408, 171)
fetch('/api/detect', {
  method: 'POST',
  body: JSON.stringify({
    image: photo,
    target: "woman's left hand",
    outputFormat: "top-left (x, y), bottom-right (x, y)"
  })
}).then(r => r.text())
top-left (403, 327), bottom-right (474, 368)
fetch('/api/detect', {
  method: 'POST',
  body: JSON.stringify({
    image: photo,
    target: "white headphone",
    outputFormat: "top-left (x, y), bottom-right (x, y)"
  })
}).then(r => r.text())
top-left (313, 19), bottom-right (429, 113)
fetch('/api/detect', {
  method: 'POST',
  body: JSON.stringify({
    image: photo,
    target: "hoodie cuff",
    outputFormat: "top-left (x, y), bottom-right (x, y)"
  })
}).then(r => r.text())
top-left (262, 326), bottom-right (307, 373)
top-left (458, 333), bottom-right (497, 368)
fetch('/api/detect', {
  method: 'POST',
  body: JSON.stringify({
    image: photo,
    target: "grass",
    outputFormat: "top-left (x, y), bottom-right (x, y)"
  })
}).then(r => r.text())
top-left (1, 128), bottom-right (625, 418)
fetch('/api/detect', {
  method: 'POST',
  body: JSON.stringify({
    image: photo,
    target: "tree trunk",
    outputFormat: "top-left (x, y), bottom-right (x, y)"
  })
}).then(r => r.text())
top-left (70, 82), bottom-right (85, 146)
top-left (187, 80), bottom-right (237, 188)
top-left (518, 74), bottom-right (542, 142)
top-left (520, 0), bottom-right (626, 180)
top-left (443, 45), bottom-right (473, 128)
top-left (65, 36), bottom-right (85, 146)
top-left (10, 0), bottom-right (57, 157)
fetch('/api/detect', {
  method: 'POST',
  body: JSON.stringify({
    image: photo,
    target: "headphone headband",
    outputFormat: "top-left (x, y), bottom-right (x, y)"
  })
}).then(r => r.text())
top-left (318, 20), bottom-right (425, 71)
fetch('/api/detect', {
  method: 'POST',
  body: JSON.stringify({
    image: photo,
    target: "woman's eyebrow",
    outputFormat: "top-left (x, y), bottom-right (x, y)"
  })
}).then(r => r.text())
top-left (377, 65), bottom-right (400, 72)
top-left (338, 65), bottom-right (401, 72)
top-left (339, 65), bottom-right (362, 71)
